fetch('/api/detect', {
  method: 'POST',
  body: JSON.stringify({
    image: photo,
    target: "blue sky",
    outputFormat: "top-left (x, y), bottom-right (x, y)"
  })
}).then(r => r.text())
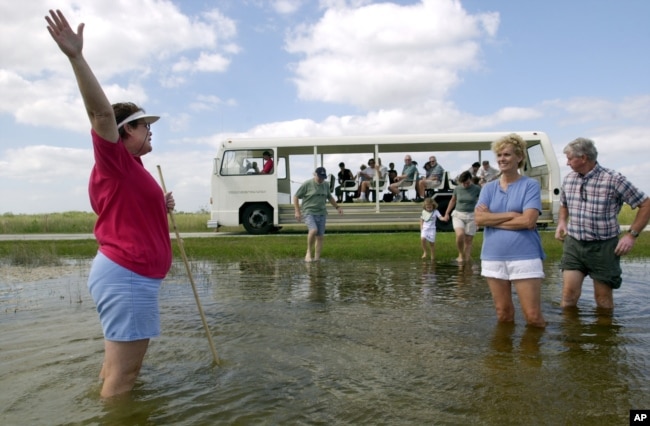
top-left (1, 0), bottom-right (648, 214)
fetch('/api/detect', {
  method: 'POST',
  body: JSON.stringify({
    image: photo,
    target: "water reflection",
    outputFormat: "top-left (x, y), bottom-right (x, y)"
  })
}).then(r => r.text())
top-left (1, 259), bottom-right (649, 425)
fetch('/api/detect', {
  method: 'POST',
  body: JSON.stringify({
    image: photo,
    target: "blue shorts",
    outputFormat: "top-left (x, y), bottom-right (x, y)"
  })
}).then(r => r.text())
top-left (88, 251), bottom-right (162, 342)
top-left (304, 214), bottom-right (327, 236)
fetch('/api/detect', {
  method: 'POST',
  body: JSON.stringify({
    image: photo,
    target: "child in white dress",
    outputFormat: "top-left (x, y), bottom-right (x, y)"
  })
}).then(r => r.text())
top-left (420, 197), bottom-right (445, 260)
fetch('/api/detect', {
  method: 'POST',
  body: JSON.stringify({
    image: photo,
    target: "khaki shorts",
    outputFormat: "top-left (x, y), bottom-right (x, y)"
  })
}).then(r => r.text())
top-left (451, 211), bottom-right (477, 236)
top-left (396, 180), bottom-right (414, 188)
top-left (423, 179), bottom-right (441, 189)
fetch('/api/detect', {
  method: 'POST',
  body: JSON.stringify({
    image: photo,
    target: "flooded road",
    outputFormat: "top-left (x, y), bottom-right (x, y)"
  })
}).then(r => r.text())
top-left (1, 258), bottom-right (649, 425)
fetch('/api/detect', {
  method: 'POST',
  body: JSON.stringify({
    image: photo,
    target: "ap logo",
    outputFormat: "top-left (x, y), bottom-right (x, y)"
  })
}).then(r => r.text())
top-left (631, 410), bottom-right (650, 424)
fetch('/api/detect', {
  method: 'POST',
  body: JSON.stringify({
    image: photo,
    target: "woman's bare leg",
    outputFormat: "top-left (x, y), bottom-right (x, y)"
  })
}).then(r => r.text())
top-left (100, 339), bottom-right (150, 399)
top-left (487, 278), bottom-right (515, 323)
top-left (514, 278), bottom-right (546, 328)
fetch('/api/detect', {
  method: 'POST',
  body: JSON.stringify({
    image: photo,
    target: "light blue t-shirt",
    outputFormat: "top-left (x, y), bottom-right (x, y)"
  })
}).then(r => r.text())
top-left (478, 176), bottom-right (545, 261)
top-left (402, 164), bottom-right (418, 181)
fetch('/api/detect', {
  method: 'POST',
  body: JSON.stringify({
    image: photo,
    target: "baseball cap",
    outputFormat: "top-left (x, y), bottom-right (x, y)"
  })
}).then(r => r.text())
top-left (315, 167), bottom-right (328, 178)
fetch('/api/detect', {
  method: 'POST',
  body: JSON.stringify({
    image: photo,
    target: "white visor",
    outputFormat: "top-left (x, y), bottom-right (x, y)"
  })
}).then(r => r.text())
top-left (117, 110), bottom-right (160, 129)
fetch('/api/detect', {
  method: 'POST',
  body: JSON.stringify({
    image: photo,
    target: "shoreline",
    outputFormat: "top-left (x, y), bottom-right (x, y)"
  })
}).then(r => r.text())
top-left (1, 263), bottom-right (90, 285)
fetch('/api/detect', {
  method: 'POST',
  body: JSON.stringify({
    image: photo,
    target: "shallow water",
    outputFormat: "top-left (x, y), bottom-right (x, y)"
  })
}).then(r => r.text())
top-left (1, 258), bottom-right (649, 425)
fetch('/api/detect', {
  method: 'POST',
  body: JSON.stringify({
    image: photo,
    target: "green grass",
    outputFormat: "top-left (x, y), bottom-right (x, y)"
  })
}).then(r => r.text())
top-left (1, 230), bottom-right (648, 267)
top-left (0, 204), bottom-right (639, 234)
top-left (0, 211), bottom-right (211, 234)
top-left (4, 243), bottom-right (63, 267)
top-left (0, 205), bottom-right (647, 265)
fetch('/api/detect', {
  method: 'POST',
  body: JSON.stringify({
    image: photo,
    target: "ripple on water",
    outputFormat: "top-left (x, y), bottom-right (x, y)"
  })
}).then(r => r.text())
top-left (1, 258), bottom-right (649, 424)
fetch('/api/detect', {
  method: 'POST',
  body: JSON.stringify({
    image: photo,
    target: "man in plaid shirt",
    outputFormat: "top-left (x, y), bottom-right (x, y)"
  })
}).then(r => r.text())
top-left (555, 137), bottom-right (650, 311)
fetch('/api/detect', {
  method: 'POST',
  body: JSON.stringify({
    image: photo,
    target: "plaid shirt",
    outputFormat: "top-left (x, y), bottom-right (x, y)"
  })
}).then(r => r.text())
top-left (560, 163), bottom-right (648, 241)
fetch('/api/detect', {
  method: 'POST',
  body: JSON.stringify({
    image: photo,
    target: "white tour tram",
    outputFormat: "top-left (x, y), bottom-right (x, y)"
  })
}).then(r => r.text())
top-left (208, 131), bottom-right (561, 234)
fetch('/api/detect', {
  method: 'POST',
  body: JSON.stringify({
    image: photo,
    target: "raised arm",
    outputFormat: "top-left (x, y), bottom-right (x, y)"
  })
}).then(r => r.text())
top-left (45, 9), bottom-right (118, 143)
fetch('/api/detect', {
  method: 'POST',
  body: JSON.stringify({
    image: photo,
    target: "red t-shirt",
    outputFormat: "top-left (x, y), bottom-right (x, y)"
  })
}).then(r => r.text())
top-left (89, 130), bottom-right (172, 278)
top-left (261, 158), bottom-right (274, 174)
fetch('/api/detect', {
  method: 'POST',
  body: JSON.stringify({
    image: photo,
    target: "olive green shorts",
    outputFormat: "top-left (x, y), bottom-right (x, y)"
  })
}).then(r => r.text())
top-left (559, 236), bottom-right (622, 289)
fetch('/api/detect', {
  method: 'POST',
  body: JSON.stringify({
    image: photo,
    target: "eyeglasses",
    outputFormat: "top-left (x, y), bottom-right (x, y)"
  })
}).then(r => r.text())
top-left (580, 181), bottom-right (587, 202)
top-left (135, 122), bottom-right (150, 130)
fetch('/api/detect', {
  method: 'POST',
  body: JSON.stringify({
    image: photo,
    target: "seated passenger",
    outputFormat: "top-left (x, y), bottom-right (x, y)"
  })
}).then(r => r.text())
top-left (416, 155), bottom-right (445, 201)
top-left (261, 151), bottom-right (274, 174)
top-left (477, 160), bottom-right (499, 185)
top-left (358, 158), bottom-right (388, 202)
top-left (388, 155), bottom-right (418, 202)
top-left (335, 162), bottom-right (355, 203)
top-left (469, 162), bottom-right (481, 179)
top-left (247, 161), bottom-right (260, 174)
top-left (387, 162), bottom-right (398, 184)
top-left (357, 158), bottom-right (380, 202)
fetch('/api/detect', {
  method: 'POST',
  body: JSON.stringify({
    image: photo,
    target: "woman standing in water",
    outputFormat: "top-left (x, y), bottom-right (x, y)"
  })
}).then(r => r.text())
top-left (475, 134), bottom-right (546, 328)
top-left (45, 9), bottom-right (175, 397)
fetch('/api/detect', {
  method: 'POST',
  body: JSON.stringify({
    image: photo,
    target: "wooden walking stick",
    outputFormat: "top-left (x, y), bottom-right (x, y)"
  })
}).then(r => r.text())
top-left (157, 165), bottom-right (220, 365)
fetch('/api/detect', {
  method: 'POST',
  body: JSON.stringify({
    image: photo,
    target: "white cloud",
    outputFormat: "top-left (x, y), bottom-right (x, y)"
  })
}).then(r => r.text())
top-left (194, 52), bottom-right (231, 72)
top-left (272, 0), bottom-right (303, 15)
top-left (285, 0), bottom-right (499, 109)
top-left (0, 145), bottom-right (91, 181)
top-left (188, 94), bottom-right (236, 112)
top-left (0, 0), bottom-right (239, 132)
top-left (1, 1), bottom-right (648, 214)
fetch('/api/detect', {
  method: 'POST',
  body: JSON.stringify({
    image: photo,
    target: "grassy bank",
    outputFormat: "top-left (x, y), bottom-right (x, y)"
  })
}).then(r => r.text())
top-left (1, 231), bottom-right (649, 267)
top-left (0, 204), bottom-right (640, 234)
top-left (0, 211), bottom-right (211, 234)
top-left (1, 206), bottom-right (647, 265)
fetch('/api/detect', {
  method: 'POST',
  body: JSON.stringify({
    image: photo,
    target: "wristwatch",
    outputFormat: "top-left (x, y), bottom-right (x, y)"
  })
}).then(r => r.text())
top-left (628, 229), bottom-right (640, 238)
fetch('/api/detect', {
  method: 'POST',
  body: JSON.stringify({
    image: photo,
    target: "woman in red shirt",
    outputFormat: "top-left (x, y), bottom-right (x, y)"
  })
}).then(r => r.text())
top-left (46, 9), bottom-right (174, 398)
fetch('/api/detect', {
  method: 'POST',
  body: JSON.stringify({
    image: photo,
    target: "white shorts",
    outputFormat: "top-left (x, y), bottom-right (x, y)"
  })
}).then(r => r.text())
top-left (451, 211), bottom-right (476, 236)
top-left (481, 259), bottom-right (545, 281)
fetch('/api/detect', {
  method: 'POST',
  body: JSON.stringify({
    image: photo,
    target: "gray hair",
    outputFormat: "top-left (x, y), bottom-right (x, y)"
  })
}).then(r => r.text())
top-left (564, 137), bottom-right (598, 162)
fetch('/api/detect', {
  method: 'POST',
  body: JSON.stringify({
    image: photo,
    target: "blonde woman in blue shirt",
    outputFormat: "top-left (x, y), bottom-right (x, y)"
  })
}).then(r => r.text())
top-left (475, 134), bottom-right (546, 328)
